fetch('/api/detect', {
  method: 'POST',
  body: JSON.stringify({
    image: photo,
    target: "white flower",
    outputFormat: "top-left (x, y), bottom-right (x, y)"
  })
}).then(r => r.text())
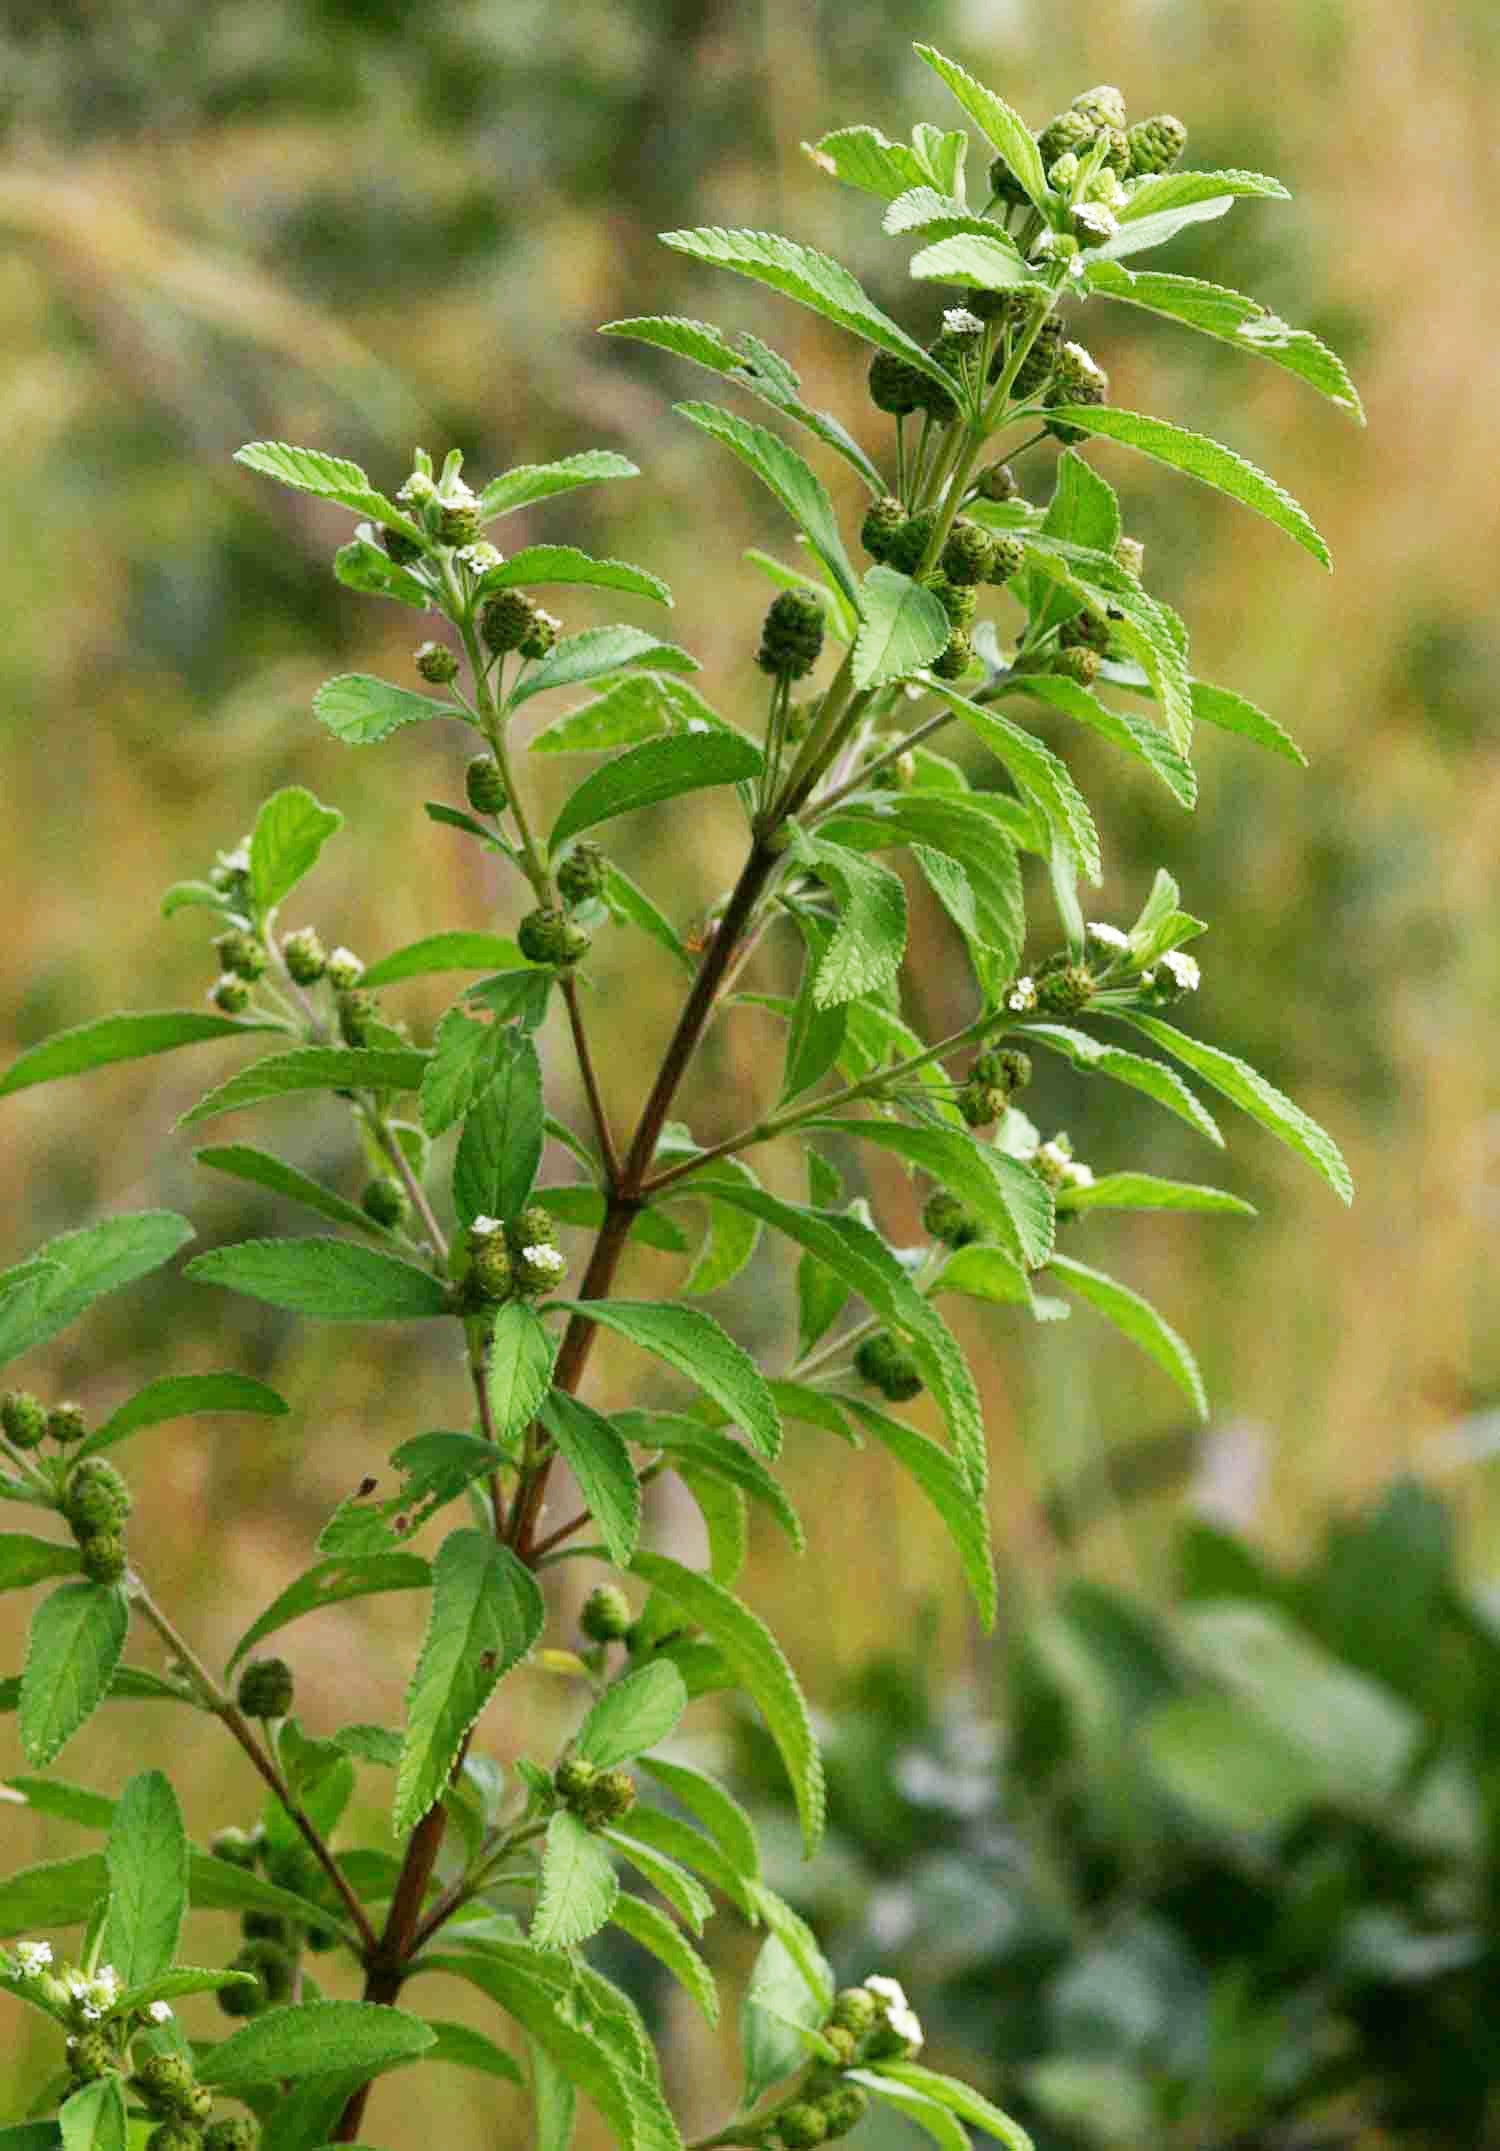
top-left (1086, 922), bottom-right (1129, 950)
top-left (1037, 1140), bottom-right (1071, 1175)
top-left (941, 306), bottom-right (983, 337)
top-left (13, 1940), bottom-right (51, 1975)
top-left (93, 1966), bottom-right (120, 2001)
top-left (455, 541), bottom-right (502, 573)
top-left (1073, 202), bottom-right (1119, 245)
top-left (686, 718), bottom-right (710, 734)
top-left (148, 2000), bottom-right (174, 2022)
top-left (1161, 949), bottom-right (1201, 991)
top-left (1061, 341), bottom-right (1109, 392)
top-left (864, 1974), bottom-right (910, 2011)
top-left (521, 1244), bottom-right (565, 1275)
top-left (328, 946), bottom-right (364, 982)
top-left (218, 842), bottom-right (251, 875)
top-left (864, 1974), bottom-right (923, 2053)
top-left (470, 1215), bottom-right (503, 1237)
top-left (1065, 1160), bottom-right (1095, 1189)
top-left (1006, 976), bottom-right (1037, 1012)
top-left (441, 477), bottom-right (478, 507)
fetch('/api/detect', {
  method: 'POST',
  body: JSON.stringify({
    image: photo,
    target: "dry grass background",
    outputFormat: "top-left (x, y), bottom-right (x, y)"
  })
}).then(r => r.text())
top-left (1, 0), bottom-right (1497, 2131)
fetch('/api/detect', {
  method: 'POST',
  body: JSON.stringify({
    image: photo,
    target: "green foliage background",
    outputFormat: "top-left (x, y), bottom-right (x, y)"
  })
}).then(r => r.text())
top-left (0, 0), bottom-right (1496, 2131)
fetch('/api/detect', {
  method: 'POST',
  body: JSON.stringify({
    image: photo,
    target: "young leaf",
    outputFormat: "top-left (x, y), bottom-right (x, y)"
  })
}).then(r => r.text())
top-left (1119, 168), bottom-right (1290, 220)
top-left (249, 787), bottom-right (343, 916)
top-left (1190, 677), bottom-right (1306, 765)
top-left (917, 680), bottom-right (1102, 882)
top-left (478, 450), bottom-right (639, 520)
top-left (421, 1008), bottom-right (519, 1138)
top-left (631, 1551), bottom-right (824, 1856)
top-left (840, 1397), bottom-right (997, 1627)
top-left (540, 1391), bottom-right (641, 1567)
top-left (194, 1144), bottom-right (393, 1240)
top-left (533, 1809), bottom-right (620, 1950)
top-left (186, 1237), bottom-right (450, 1320)
top-left (811, 1117), bottom-right (1054, 1270)
top-left (452, 1028), bottom-right (545, 1227)
top-left (419, 2017), bottom-right (524, 2083)
top-left (0, 1012), bottom-right (279, 1099)
top-left (510, 625), bottom-right (699, 708)
top-left (908, 232), bottom-right (1037, 291)
top-left (1033, 406), bottom-right (1331, 568)
top-left (1047, 1252), bottom-right (1208, 1417)
top-left (313, 673), bottom-right (465, 745)
top-left (803, 124), bottom-right (934, 200)
top-left (935, 1242), bottom-right (1034, 1308)
top-left (602, 1827), bottom-right (715, 1933)
top-left (636, 1756), bottom-right (761, 1880)
top-left (549, 1300), bottom-right (780, 1460)
top-left (19, 1582), bottom-right (129, 1767)
top-left (477, 544), bottom-right (671, 607)
top-left (1087, 195), bottom-right (1239, 260)
top-left (850, 2071), bottom-right (970, 2151)
top-left (1013, 674), bottom-right (1197, 808)
top-left (180, 1045), bottom-right (427, 1125)
top-left (361, 931), bottom-right (526, 987)
top-left (0, 1537), bottom-right (83, 1591)
top-left (1117, 1013), bottom-right (1354, 1202)
top-left (610, 1892), bottom-right (719, 2022)
top-left (550, 730), bottom-right (762, 848)
top-left (104, 1769), bottom-right (186, 1987)
top-left (672, 401), bottom-right (860, 607)
top-left (196, 1997), bottom-right (436, 2088)
top-left (741, 1926), bottom-right (836, 2106)
top-left (59, 2077), bottom-right (126, 2151)
top-left (234, 441), bottom-right (421, 538)
top-left (852, 567), bottom-right (951, 690)
top-left (794, 836), bottom-right (908, 1008)
top-left (394, 1532), bottom-right (544, 1833)
top-left (575, 1662), bottom-right (689, 1770)
top-left (485, 1302), bottom-right (554, 1452)
top-left (883, 186), bottom-right (996, 238)
top-left (913, 44), bottom-right (1049, 211)
top-left (1026, 1022), bottom-right (1223, 1145)
top-left (1059, 1172), bottom-right (1255, 1216)
top-left (227, 1553), bottom-right (430, 1671)
top-left (0, 1213), bottom-right (194, 1374)
top-left (333, 532), bottom-right (431, 608)
top-left (79, 1374), bottom-right (286, 1465)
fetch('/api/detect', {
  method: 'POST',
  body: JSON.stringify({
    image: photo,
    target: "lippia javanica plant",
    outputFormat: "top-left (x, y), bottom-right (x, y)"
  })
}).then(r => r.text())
top-left (0, 46), bottom-right (1357, 2151)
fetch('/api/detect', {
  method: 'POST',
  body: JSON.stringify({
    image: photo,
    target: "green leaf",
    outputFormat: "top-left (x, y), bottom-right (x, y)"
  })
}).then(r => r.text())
top-left (550, 730), bottom-right (761, 849)
top-left (531, 679), bottom-right (668, 755)
top-left (1012, 674), bottom-right (1197, 808)
top-left (575, 1662), bottom-right (688, 1769)
top-left (1141, 1691), bottom-right (1333, 1829)
top-left (794, 835), bottom-right (908, 1008)
top-left (362, 932), bottom-right (526, 987)
top-left (935, 1242), bottom-right (1035, 1308)
top-left (511, 626), bottom-right (699, 708)
top-left (479, 451), bottom-right (639, 520)
top-left (742, 1925), bottom-right (835, 2105)
top-left (75, 1371), bottom-right (285, 1465)
top-left (840, 1397), bottom-right (996, 1627)
top-left (186, 1237), bottom-right (450, 1320)
top-left (395, 1532), bottom-right (544, 1833)
top-left (198, 1997), bottom-right (435, 2088)
top-left (660, 229), bottom-right (956, 400)
top-left (672, 401), bottom-right (860, 607)
top-left (194, 1143), bottom-right (392, 1240)
top-left (913, 44), bottom-right (1048, 210)
top-left (631, 1551), bottom-right (824, 1856)
top-left (1034, 406), bottom-right (1331, 568)
top-left (1085, 261), bottom-right (1362, 419)
top-left (803, 125), bottom-right (935, 200)
top-left (917, 679), bottom-right (1102, 882)
top-left (110, 1964), bottom-right (259, 2014)
top-left (1047, 1252), bottom-right (1207, 1417)
top-left (234, 441), bottom-right (420, 537)
top-left (852, 2073), bottom-right (970, 2151)
top-left (313, 673), bottom-right (464, 745)
top-left (0, 1850), bottom-right (107, 1933)
top-left (181, 1045), bottom-right (426, 1125)
top-left (421, 1007), bottom-right (516, 1138)
top-left (883, 186), bottom-right (993, 238)
top-left (610, 1892), bottom-right (718, 2022)
top-left (0, 1212), bottom-right (193, 1375)
top-left (452, 1028), bottom-right (545, 1228)
top-left (1119, 168), bottom-right (1290, 221)
top-left (1117, 1013), bottom-right (1353, 1202)
top-left (0, 1536), bottom-right (82, 1590)
top-left (1189, 677), bottom-right (1306, 765)
top-left (419, 2017), bottom-right (524, 2083)
top-left (1059, 1172), bottom-right (1254, 1216)
top-left (852, 567), bottom-right (950, 690)
top-left (227, 1553), bottom-right (430, 1671)
top-left (3, 1771), bottom-right (112, 1824)
top-left (743, 549), bottom-right (857, 643)
top-left (908, 232), bottom-right (1036, 291)
top-left (823, 798), bottom-right (1027, 975)
top-left (1027, 1022), bottom-right (1223, 1145)
top-left (332, 533), bottom-right (431, 608)
top-left (477, 545), bottom-right (671, 607)
top-left (617, 1414), bottom-right (803, 1553)
top-left (540, 1392), bottom-right (641, 1568)
top-left (19, 1582), bottom-right (128, 1766)
top-left (549, 1300), bottom-right (780, 1460)
top-left (0, 1012), bottom-right (279, 1100)
top-left (1087, 195), bottom-right (1240, 261)
top-left (58, 2079), bottom-right (125, 2151)
top-left (602, 1827), bottom-right (714, 1932)
top-left (1015, 539), bottom-right (1194, 754)
top-left (185, 1849), bottom-right (358, 1935)
top-left (812, 1117), bottom-right (1053, 1270)
top-left (485, 1302), bottom-right (554, 1452)
top-left (673, 1168), bottom-right (764, 1297)
top-left (0, 2125), bottom-right (62, 2151)
top-left (636, 1756), bottom-right (760, 1880)
top-left (104, 1770), bottom-right (186, 1986)
top-left (249, 787), bottom-right (342, 916)
top-left (532, 1809), bottom-right (619, 1950)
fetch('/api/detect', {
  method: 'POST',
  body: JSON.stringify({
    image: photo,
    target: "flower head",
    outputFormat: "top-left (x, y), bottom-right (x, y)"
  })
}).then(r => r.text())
top-left (470, 1215), bottom-right (503, 1237)
top-left (1006, 976), bottom-right (1037, 1013)
top-left (520, 1244), bottom-right (565, 1276)
top-left (1086, 922), bottom-right (1129, 951)
top-left (13, 1940), bottom-right (52, 1976)
top-left (1161, 949), bottom-right (1201, 991)
top-left (941, 306), bottom-right (984, 337)
top-left (147, 1999), bottom-right (174, 2022)
top-left (455, 541), bottom-right (502, 574)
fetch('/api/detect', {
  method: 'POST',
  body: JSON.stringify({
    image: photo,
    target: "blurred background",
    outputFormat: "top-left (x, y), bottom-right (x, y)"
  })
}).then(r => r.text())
top-left (1, 0), bottom-right (1498, 2141)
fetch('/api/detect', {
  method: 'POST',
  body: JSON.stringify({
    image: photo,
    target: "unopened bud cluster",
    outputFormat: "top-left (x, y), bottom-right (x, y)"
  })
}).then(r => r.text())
top-left (554, 1755), bottom-right (637, 1827)
top-left (206, 1822), bottom-right (335, 2013)
top-left (757, 1976), bottom-right (924, 2148)
top-left (957, 1046), bottom-right (1032, 1129)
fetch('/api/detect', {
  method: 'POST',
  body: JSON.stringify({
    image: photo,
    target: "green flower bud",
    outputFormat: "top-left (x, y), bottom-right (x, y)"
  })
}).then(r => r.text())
top-left (1085, 167), bottom-right (1126, 208)
top-left (360, 1178), bottom-right (408, 1230)
top-left (973, 1046), bottom-right (1032, 1096)
top-left (79, 1532), bottom-right (128, 1586)
top-left (1, 1390), bottom-right (48, 1448)
top-left (240, 1909), bottom-right (293, 1944)
top-left (757, 591), bottom-right (825, 681)
top-left (777, 2104), bottom-right (828, 2149)
top-left (1072, 84), bottom-right (1127, 130)
top-left (818, 2085), bottom-right (870, 2139)
top-left (325, 946), bottom-right (365, 991)
top-left (986, 532), bottom-right (1026, 584)
top-left (939, 519), bottom-right (995, 587)
top-left (1009, 317), bottom-right (1064, 401)
top-left (336, 987), bottom-right (377, 1047)
top-left (144, 2125), bottom-right (203, 2151)
top-left (519, 606), bottom-right (562, 661)
top-left (466, 1223), bottom-right (514, 1305)
top-left (63, 1458), bottom-right (130, 1534)
top-left (1037, 110), bottom-right (1095, 167)
top-left (380, 525), bottom-right (425, 567)
top-left (229, 1938), bottom-right (295, 2008)
top-left (1060, 608), bottom-right (1112, 655)
top-left (976, 461), bottom-right (1018, 503)
top-left (135, 2052), bottom-right (205, 2119)
top-left (480, 589), bottom-right (536, 656)
top-left (260, 1842), bottom-right (319, 1898)
top-left (960, 286), bottom-right (1014, 323)
top-left (211, 974), bottom-right (251, 1016)
top-left (1095, 123), bottom-right (1132, 177)
top-left (210, 1826), bottom-right (261, 1870)
top-left (883, 511), bottom-right (936, 577)
top-left (582, 1768), bottom-right (637, 1826)
top-left (397, 471), bottom-right (438, 508)
top-left (1047, 341), bottom-right (1109, 443)
top-left (853, 1331), bottom-right (924, 1403)
top-left (830, 1986), bottom-right (879, 2037)
top-left (1127, 114), bottom-right (1187, 176)
top-left (1072, 200), bottom-right (1119, 249)
top-left (556, 840), bottom-right (606, 907)
top-left (1055, 644), bottom-right (1101, 686)
top-left (46, 1400), bottom-right (87, 1446)
top-left (505, 1204), bottom-right (557, 1255)
top-left (236, 1657), bottom-right (294, 1720)
top-left (554, 1755), bottom-right (597, 1808)
top-left (1047, 151), bottom-right (1080, 189)
top-left (434, 499), bottom-right (482, 547)
top-left (866, 351), bottom-right (927, 416)
top-left (1035, 961), bottom-right (1095, 1017)
top-left (860, 495), bottom-right (906, 563)
top-left (923, 576), bottom-right (976, 629)
top-left (282, 927), bottom-right (326, 985)
top-left (820, 2024), bottom-right (858, 2067)
top-left (957, 1081), bottom-right (1006, 1129)
top-left (580, 1584), bottom-right (633, 1643)
top-left (414, 639), bottom-right (459, 685)
top-left (1114, 535), bottom-right (1145, 578)
top-left (213, 930), bottom-right (267, 981)
top-left (202, 2124), bottom-right (259, 2151)
top-left (216, 1961), bottom-right (264, 2018)
top-left (465, 753), bottom-right (509, 817)
top-left (929, 630), bottom-right (974, 682)
top-left (518, 906), bottom-right (591, 967)
top-left (923, 1190), bottom-right (980, 1249)
top-left (67, 2030), bottom-right (116, 2083)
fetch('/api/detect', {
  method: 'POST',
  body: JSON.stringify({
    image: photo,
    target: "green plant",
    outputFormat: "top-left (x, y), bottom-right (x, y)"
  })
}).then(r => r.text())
top-left (0, 51), bottom-right (1356, 2150)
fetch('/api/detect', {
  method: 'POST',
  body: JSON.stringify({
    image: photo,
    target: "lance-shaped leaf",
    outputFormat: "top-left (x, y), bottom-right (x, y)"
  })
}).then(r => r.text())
top-left (1086, 195), bottom-right (1240, 261)
top-left (234, 441), bottom-right (423, 539)
top-left (249, 786), bottom-right (343, 915)
top-left (1059, 1172), bottom-right (1254, 1216)
top-left (1048, 1251), bottom-right (1207, 1416)
top-left (181, 1045), bottom-right (427, 1124)
top-left (313, 673), bottom-right (466, 745)
top-left (0, 1213), bottom-right (194, 1373)
top-left (197, 1997), bottom-right (435, 2088)
top-left (1119, 168), bottom-right (1290, 220)
top-left (475, 544), bottom-right (671, 607)
top-left (616, 1413), bottom-right (803, 1552)
top-left (1190, 677), bottom-right (1306, 765)
top-left (532, 1809), bottom-right (619, 1950)
top-left (394, 1531), bottom-right (543, 1832)
top-left (840, 1397), bottom-right (996, 1626)
top-left (185, 1237), bottom-right (451, 1320)
top-left (0, 1537), bottom-right (83, 1591)
top-left (452, 1028), bottom-right (544, 1227)
top-left (741, 1924), bottom-right (835, 2106)
top-left (510, 625), bottom-right (699, 707)
top-left (673, 401), bottom-right (860, 607)
top-left (660, 228), bottom-right (957, 399)
top-left (602, 1827), bottom-right (715, 1932)
top-left (914, 44), bottom-right (1048, 210)
top-left (104, 1770), bottom-right (186, 1987)
top-left (611, 1892), bottom-right (719, 2022)
top-left (549, 1300), bottom-right (780, 1460)
top-left (227, 1553), bottom-right (431, 1670)
top-left (812, 1117), bottom-right (1053, 1270)
top-left (540, 1391), bottom-right (641, 1567)
top-left (822, 798), bottom-right (1026, 973)
top-left (935, 1242), bottom-right (1033, 1309)
top-left (852, 567), bottom-right (951, 690)
top-left (1033, 406), bottom-right (1331, 568)
top-left (362, 931), bottom-right (526, 987)
top-left (550, 730), bottom-right (762, 848)
top-left (637, 1755), bottom-right (761, 1879)
top-left (1085, 261), bottom-right (1362, 418)
top-left (1013, 537), bottom-right (1193, 753)
top-left (917, 680), bottom-right (1102, 882)
top-left (195, 1141), bottom-right (394, 1241)
top-left (575, 1662), bottom-right (689, 1769)
top-left (0, 1011), bottom-right (280, 1099)
top-left (908, 232), bottom-right (1036, 292)
top-left (478, 450), bottom-right (639, 520)
top-left (419, 2018), bottom-right (524, 2083)
top-left (19, 1583), bottom-right (128, 1767)
top-left (632, 1551), bottom-right (824, 1856)
top-left (1026, 1022), bottom-right (1223, 1145)
top-left (1012, 674), bottom-right (1197, 808)
top-left (333, 532), bottom-right (431, 608)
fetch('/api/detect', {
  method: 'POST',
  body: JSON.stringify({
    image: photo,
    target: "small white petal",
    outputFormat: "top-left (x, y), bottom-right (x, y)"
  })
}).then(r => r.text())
top-left (1086, 922), bottom-right (1129, 949)
top-left (1006, 976), bottom-right (1037, 1012)
top-left (328, 946), bottom-right (363, 977)
top-left (470, 1215), bottom-right (503, 1236)
top-left (941, 306), bottom-right (984, 336)
top-left (14, 1941), bottom-right (52, 1975)
top-left (1066, 1161), bottom-right (1095, 1188)
top-left (864, 1974), bottom-right (910, 2011)
top-left (521, 1245), bottom-right (564, 1273)
top-left (1162, 949), bottom-right (1200, 990)
top-left (148, 2000), bottom-right (174, 2022)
